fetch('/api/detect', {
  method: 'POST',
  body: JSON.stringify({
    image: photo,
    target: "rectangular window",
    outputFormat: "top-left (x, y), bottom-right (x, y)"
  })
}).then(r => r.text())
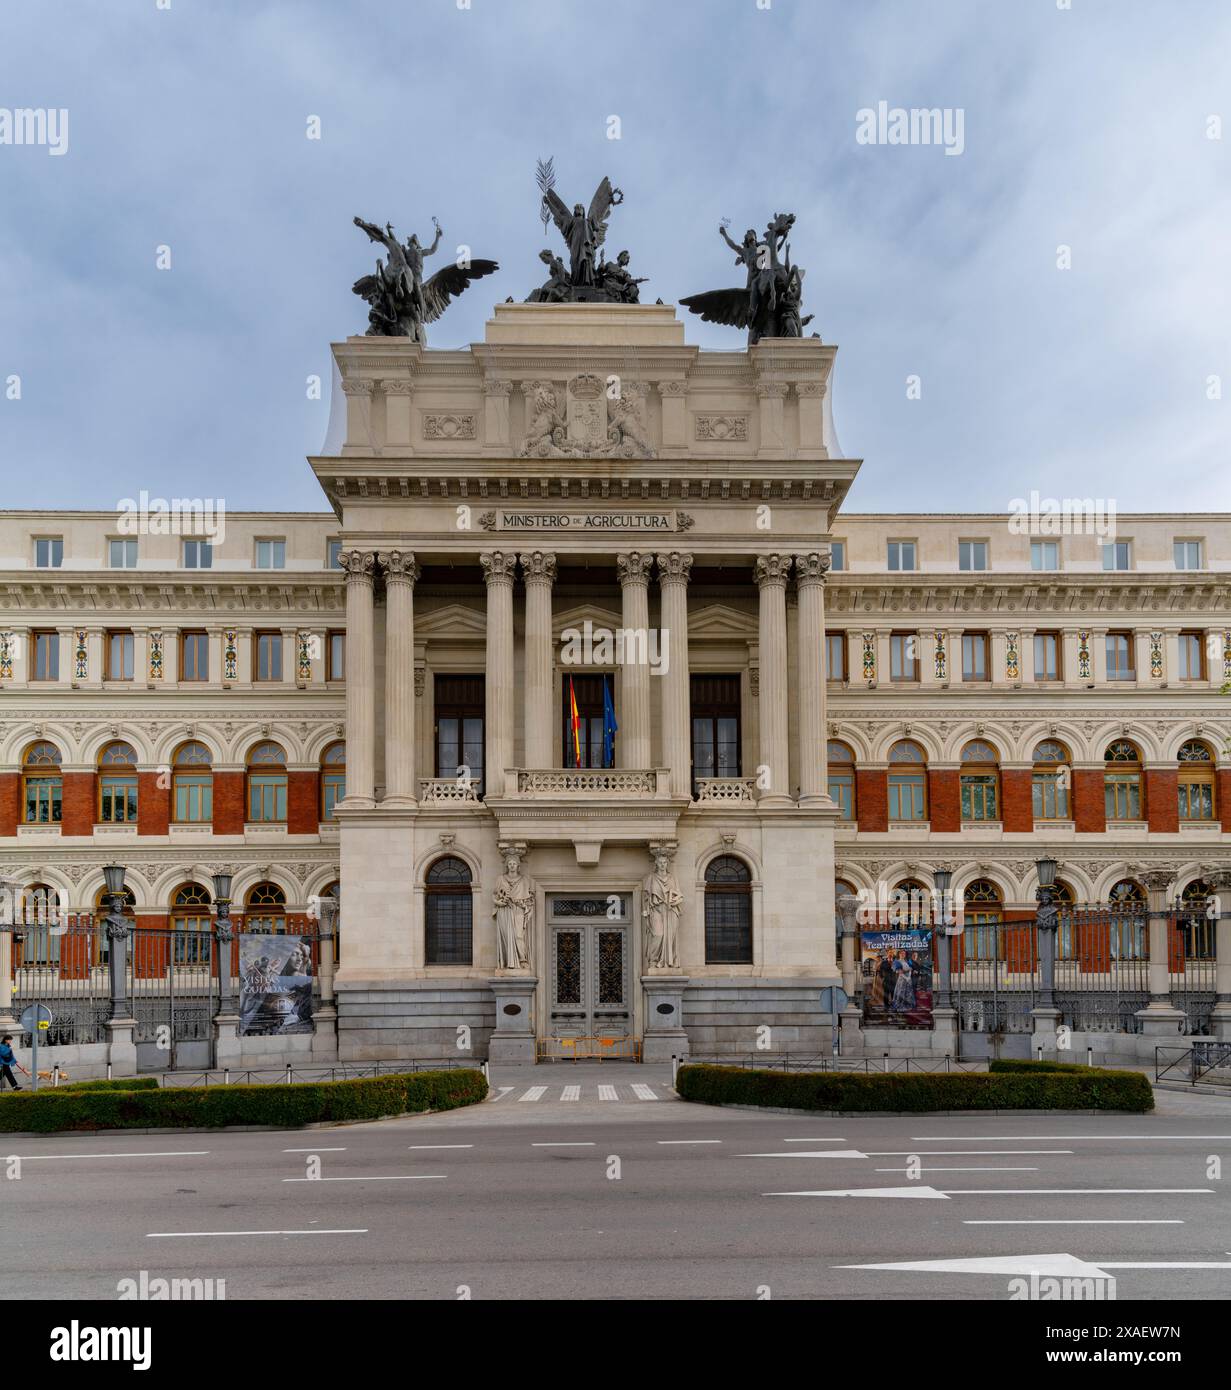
top-left (183, 539), bottom-right (213, 569)
top-left (99, 774), bottom-right (138, 823)
top-left (829, 541), bottom-right (846, 572)
top-left (828, 770), bottom-right (854, 819)
top-left (962, 632), bottom-right (988, 681)
top-left (106, 630), bottom-right (134, 681)
top-left (889, 632), bottom-right (918, 681)
top-left (248, 774), bottom-right (287, 823)
top-left (1102, 540), bottom-right (1131, 571)
top-left (181, 630), bottom-right (208, 681)
top-left (327, 539), bottom-right (343, 569)
top-left (256, 539), bottom-right (286, 570)
top-left (825, 632), bottom-right (846, 681)
top-left (888, 772), bottom-right (926, 821)
top-left (34, 537), bottom-right (63, 568)
top-left (961, 774), bottom-right (999, 821)
top-left (691, 674), bottom-right (741, 790)
top-left (1034, 631), bottom-right (1060, 681)
top-left (958, 540), bottom-right (988, 571)
top-left (327, 630), bottom-right (345, 681)
top-left (174, 774), bottom-right (212, 823)
top-left (1031, 541), bottom-right (1059, 571)
top-left (1178, 631), bottom-right (1204, 680)
top-left (1106, 631), bottom-right (1135, 681)
top-left (108, 538), bottom-right (138, 569)
top-left (1033, 773), bottom-right (1069, 821)
top-left (887, 541), bottom-right (917, 572)
top-left (1174, 540), bottom-right (1203, 570)
top-left (255, 632), bottom-right (283, 681)
top-left (32, 630), bottom-right (59, 681)
top-left (435, 674), bottom-right (485, 793)
top-left (1105, 774), bottom-right (1141, 821)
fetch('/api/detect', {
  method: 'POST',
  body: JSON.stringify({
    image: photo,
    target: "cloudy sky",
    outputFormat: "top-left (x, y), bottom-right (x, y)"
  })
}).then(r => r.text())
top-left (1, 0), bottom-right (1228, 514)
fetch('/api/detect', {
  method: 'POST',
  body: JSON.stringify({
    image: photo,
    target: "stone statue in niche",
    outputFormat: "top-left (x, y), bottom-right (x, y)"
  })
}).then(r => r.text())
top-left (642, 847), bottom-right (683, 971)
top-left (493, 846), bottom-right (535, 972)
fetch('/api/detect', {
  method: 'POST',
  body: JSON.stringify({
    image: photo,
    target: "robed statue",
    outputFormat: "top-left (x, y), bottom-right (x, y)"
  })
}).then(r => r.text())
top-left (681, 211), bottom-right (814, 345)
top-left (351, 214), bottom-right (498, 343)
top-left (642, 849), bottom-right (683, 971)
top-left (493, 849), bottom-right (535, 971)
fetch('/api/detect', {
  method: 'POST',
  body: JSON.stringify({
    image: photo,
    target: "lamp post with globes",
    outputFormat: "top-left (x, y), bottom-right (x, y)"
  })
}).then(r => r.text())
top-left (101, 863), bottom-right (132, 1021)
top-left (1035, 855), bottom-right (1060, 1012)
top-left (933, 867), bottom-right (955, 1011)
top-left (212, 870), bottom-right (235, 1017)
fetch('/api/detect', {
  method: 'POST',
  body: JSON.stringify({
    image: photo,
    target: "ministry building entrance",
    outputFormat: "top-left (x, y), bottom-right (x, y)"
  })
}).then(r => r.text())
top-left (547, 894), bottom-right (633, 1046)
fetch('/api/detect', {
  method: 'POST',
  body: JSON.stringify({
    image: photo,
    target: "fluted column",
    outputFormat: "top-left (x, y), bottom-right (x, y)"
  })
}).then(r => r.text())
top-left (519, 551), bottom-right (557, 770)
top-left (482, 552), bottom-right (516, 796)
top-left (380, 549), bottom-right (420, 804)
top-left (794, 550), bottom-right (832, 804)
top-left (657, 551), bottom-right (693, 797)
top-left (755, 554), bottom-right (792, 804)
top-left (617, 552), bottom-right (654, 768)
top-left (339, 549), bottom-right (377, 806)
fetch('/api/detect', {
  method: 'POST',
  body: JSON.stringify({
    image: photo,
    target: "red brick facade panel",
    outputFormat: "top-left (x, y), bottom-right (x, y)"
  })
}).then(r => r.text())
top-left (1071, 769), bottom-right (1106, 834)
top-left (927, 769), bottom-right (960, 833)
top-left (1000, 769), bottom-right (1034, 833)
top-left (212, 771), bottom-right (245, 834)
top-left (1145, 769), bottom-right (1178, 833)
top-left (287, 771), bottom-right (319, 835)
top-left (855, 769), bottom-right (888, 832)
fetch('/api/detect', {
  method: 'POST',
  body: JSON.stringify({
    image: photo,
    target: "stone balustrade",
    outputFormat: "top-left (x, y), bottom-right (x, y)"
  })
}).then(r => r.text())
top-left (694, 777), bottom-right (760, 804)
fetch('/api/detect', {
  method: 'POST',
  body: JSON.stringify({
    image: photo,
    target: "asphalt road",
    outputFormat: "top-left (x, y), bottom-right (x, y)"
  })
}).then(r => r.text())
top-left (4, 1064), bottom-right (1231, 1301)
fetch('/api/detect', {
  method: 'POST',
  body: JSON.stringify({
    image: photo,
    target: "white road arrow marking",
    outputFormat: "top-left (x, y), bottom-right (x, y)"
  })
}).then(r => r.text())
top-left (766, 1185), bottom-right (950, 1199)
top-left (837, 1252), bottom-right (1109, 1276)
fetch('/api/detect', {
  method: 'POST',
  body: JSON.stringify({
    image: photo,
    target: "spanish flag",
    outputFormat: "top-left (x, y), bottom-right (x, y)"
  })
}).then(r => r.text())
top-left (568, 675), bottom-right (582, 767)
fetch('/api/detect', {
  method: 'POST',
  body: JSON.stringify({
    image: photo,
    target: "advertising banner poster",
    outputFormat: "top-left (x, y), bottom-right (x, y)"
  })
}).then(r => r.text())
top-left (239, 933), bottom-right (314, 1036)
top-left (860, 929), bottom-right (933, 1028)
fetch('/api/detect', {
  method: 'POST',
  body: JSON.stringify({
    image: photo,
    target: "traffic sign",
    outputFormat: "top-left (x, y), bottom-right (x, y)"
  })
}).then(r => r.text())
top-left (19, 1004), bottom-right (52, 1034)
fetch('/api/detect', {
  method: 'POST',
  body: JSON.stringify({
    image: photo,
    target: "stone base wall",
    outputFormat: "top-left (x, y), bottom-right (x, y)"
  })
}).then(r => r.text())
top-left (682, 977), bottom-right (837, 1056)
top-left (337, 978), bottom-right (495, 1063)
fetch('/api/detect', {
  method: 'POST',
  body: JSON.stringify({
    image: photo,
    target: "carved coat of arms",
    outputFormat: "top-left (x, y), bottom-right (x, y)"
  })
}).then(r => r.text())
top-left (518, 374), bottom-right (654, 458)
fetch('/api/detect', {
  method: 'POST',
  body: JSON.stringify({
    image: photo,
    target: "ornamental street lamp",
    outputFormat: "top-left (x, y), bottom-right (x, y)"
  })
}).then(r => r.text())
top-left (1035, 856), bottom-right (1061, 1011)
top-left (100, 863), bottom-right (131, 1020)
top-left (933, 867), bottom-right (955, 1011)
top-left (212, 870), bottom-right (236, 1016)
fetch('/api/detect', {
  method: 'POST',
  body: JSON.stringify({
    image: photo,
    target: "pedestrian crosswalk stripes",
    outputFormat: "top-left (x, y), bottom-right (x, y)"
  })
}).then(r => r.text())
top-left (490, 1083), bottom-right (669, 1104)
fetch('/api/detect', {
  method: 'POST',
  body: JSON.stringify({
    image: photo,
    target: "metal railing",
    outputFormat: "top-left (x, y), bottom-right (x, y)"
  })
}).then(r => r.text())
top-left (163, 1059), bottom-right (480, 1087)
top-left (536, 1035), bottom-right (642, 1061)
top-left (1155, 1043), bottom-right (1231, 1085)
top-left (684, 1053), bottom-right (985, 1074)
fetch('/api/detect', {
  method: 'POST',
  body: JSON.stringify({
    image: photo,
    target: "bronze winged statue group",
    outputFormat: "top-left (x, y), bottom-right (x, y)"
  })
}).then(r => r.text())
top-left (350, 164), bottom-right (815, 346)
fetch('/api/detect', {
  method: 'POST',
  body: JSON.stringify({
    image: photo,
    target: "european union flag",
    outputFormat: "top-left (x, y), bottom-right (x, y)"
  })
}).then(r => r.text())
top-left (602, 674), bottom-right (618, 767)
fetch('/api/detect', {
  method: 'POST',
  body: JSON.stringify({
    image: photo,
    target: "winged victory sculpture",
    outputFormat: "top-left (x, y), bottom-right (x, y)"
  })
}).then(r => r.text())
top-left (681, 211), bottom-right (814, 346)
top-left (351, 215), bottom-right (498, 342)
top-left (525, 165), bottom-right (647, 304)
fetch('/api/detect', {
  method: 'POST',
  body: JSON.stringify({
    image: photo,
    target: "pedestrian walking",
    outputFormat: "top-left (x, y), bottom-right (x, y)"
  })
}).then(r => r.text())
top-left (0, 1034), bottom-right (27, 1091)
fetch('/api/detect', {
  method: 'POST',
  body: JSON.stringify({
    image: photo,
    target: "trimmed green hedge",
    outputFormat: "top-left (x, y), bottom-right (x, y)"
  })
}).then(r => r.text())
top-left (55, 1077), bottom-right (162, 1093)
top-left (0, 1069), bottom-right (487, 1133)
top-left (675, 1064), bottom-right (1153, 1113)
top-left (989, 1058), bottom-right (1099, 1075)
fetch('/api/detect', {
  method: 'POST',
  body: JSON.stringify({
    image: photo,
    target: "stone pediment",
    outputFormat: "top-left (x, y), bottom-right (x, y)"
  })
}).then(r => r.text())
top-left (414, 603), bottom-right (488, 639)
top-left (686, 603), bottom-right (759, 640)
top-left (552, 601), bottom-right (623, 638)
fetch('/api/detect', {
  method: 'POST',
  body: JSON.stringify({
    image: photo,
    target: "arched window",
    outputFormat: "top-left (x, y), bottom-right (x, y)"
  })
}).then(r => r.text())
top-left (18, 883), bottom-right (62, 965)
top-left (320, 741), bottom-right (346, 821)
top-left (171, 882), bottom-right (212, 965)
top-left (704, 855), bottom-right (752, 964)
top-left (963, 878), bottom-right (1002, 961)
top-left (245, 881), bottom-right (286, 933)
top-left (1104, 740), bottom-right (1143, 821)
top-left (21, 741), bottom-right (62, 824)
top-left (827, 741), bottom-right (855, 820)
top-left (960, 740), bottom-right (1000, 822)
top-left (1177, 740), bottom-right (1216, 821)
top-left (890, 878), bottom-right (930, 925)
top-left (98, 741), bottom-right (138, 823)
top-left (888, 739), bottom-right (927, 821)
top-left (1032, 739), bottom-right (1071, 821)
top-left (425, 857), bottom-right (473, 966)
top-left (1179, 878), bottom-right (1216, 959)
top-left (246, 741), bottom-right (287, 823)
top-left (1108, 878), bottom-right (1146, 960)
top-left (171, 741), bottom-right (212, 823)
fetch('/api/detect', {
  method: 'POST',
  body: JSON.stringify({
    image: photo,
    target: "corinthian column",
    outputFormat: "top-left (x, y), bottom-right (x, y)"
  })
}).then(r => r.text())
top-left (617, 552), bottom-right (654, 769)
top-left (794, 550), bottom-right (832, 804)
top-left (380, 549), bottom-right (420, 804)
top-left (339, 549), bottom-right (377, 806)
top-left (482, 552), bottom-right (516, 796)
top-left (755, 554), bottom-right (792, 805)
top-left (656, 551), bottom-right (693, 797)
top-left (520, 551), bottom-right (557, 769)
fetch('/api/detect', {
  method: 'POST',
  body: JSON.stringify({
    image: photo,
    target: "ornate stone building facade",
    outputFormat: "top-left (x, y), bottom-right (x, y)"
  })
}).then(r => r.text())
top-left (1, 301), bottom-right (1227, 1068)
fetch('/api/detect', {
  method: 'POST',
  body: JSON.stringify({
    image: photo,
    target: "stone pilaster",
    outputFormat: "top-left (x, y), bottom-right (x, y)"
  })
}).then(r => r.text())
top-left (519, 551), bottom-right (557, 769)
top-left (339, 549), bottom-right (377, 806)
top-left (617, 552), bottom-right (654, 769)
top-left (1136, 869), bottom-right (1186, 1037)
top-left (656, 551), bottom-right (693, 797)
top-left (794, 550), bottom-right (831, 803)
top-left (755, 554), bottom-right (792, 804)
top-left (482, 552), bottom-right (516, 795)
top-left (483, 379), bottom-right (513, 453)
top-left (340, 378), bottom-right (374, 455)
top-left (380, 549), bottom-right (420, 805)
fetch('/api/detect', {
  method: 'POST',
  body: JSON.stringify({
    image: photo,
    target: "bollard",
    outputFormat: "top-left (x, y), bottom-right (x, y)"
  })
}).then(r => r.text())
top-left (106, 1062), bottom-right (112, 1081)
top-left (285, 1063), bottom-right (293, 1085)
top-left (945, 1053), bottom-right (951, 1074)
top-left (1037, 1045), bottom-right (1043, 1062)
top-left (1087, 1046), bottom-right (1093, 1068)
top-left (53, 1064), bottom-right (60, 1087)
top-left (883, 1052), bottom-right (889, 1074)
top-left (223, 1067), bottom-right (230, 1086)
top-left (671, 1053), bottom-right (680, 1087)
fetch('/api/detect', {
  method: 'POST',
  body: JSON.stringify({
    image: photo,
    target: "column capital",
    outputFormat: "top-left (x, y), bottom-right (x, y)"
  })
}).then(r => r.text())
top-left (480, 551), bottom-right (517, 585)
top-left (484, 378), bottom-right (514, 397)
top-left (656, 379), bottom-right (686, 397)
top-left (519, 550), bottom-right (558, 584)
top-left (617, 551), bottom-right (655, 588)
top-left (378, 549), bottom-right (421, 585)
top-left (754, 553), bottom-right (793, 588)
top-left (755, 381), bottom-right (790, 399)
top-left (655, 551), bottom-right (694, 584)
top-left (794, 550), bottom-right (832, 587)
top-left (340, 378), bottom-right (374, 397)
top-left (381, 378), bottom-right (415, 396)
top-left (338, 549), bottom-right (377, 584)
top-left (1140, 869), bottom-right (1177, 893)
